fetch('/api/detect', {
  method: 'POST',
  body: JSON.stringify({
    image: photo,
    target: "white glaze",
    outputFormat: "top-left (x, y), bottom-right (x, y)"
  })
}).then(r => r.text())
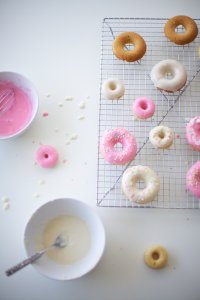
top-left (102, 79), bottom-right (125, 100)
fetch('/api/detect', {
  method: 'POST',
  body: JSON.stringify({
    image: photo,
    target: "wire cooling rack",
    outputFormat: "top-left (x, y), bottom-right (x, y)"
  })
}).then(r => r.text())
top-left (97, 18), bottom-right (200, 208)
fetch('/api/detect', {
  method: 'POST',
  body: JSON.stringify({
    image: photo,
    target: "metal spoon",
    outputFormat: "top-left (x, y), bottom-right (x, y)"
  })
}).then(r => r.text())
top-left (5, 234), bottom-right (67, 277)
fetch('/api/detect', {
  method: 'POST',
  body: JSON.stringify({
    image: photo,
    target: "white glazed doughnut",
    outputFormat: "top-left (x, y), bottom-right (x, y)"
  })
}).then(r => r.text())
top-left (149, 125), bottom-right (174, 149)
top-left (121, 165), bottom-right (160, 204)
top-left (150, 59), bottom-right (187, 92)
top-left (102, 79), bottom-right (125, 100)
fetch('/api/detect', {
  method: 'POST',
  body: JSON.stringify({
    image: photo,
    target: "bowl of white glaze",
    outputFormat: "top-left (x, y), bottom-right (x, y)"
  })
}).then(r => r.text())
top-left (24, 198), bottom-right (105, 280)
top-left (0, 71), bottom-right (38, 139)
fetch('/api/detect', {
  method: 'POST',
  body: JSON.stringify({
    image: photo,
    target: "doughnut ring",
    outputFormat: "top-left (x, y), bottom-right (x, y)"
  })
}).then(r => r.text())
top-left (132, 97), bottom-right (155, 120)
top-left (164, 15), bottom-right (198, 45)
top-left (36, 145), bottom-right (59, 168)
top-left (186, 116), bottom-right (200, 151)
top-left (186, 161), bottom-right (200, 197)
top-left (100, 127), bottom-right (137, 165)
top-left (112, 32), bottom-right (147, 62)
top-left (102, 79), bottom-right (125, 100)
top-left (144, 245), bottom-right (168, 269)
top-left (150, 59), bottom-right (187, 92)
top-left (149, 125), bottom-right (174, 149)
top-left (121, 165), bottom-right (160, 204)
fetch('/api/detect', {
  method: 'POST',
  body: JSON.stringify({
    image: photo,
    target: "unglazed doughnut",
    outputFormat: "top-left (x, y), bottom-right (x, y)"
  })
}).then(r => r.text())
top-left (112, 32), bottom-right (147, 62)
top-left (132, 97), bottom-right (155, 120)
top-left (102, 79), bottom-right (125, 100)
top-left (100, 127), bottom-right (137, 165)
top-left (186, 116), bottom-right (200, 151)
top-left (121, 165), bottom-right (160, 204)
top-left (36, 145), bottom-right (59, 168)
top-left (144, 245), bottom-right (168, 269)
top-left (150, 59), bottom-right (187, 92)
top-left (149, 125), bottom-right (174, 149)
top-left (164, 15), bottom-right (198, 45)
top-left (186, 161), bottom-right (200, 197)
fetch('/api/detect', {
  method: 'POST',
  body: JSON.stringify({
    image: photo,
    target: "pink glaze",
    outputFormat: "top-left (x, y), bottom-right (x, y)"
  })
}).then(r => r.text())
top-left (132, 97), bottom-right (155, 120)
top-left (186, 161), bottom-right (200, 197)
top-left (100, 127), bottom-right (137, 165)
top-left (0, 81), bottom-right (32, 136)
top-left (36, 145), bottom-right (59, 168)
top-left (186, 116), bottom-right (200, 151)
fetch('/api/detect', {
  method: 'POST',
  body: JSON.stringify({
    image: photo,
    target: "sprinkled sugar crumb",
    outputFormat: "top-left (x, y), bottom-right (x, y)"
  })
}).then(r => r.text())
top-left (64, 96), bottom-right (74, 101)
top-left (3, 202), bottom-right (10, 211)
top-left (45, 93), bottom-right (51, 98)
top-left (38, 179), bottom-right (45, 185)
top-left (65, 140), bottom-right (71, 145)
top-left (78, 101), bottom-right (86, 109)
top-left (77, 115), bottom-right (85, 120)
top-left (70, 134), bottom-right (78, 140)
top-left (33, 193), bottom-right (40, 198)
top-left (58, 102), bottom-right (63, 107)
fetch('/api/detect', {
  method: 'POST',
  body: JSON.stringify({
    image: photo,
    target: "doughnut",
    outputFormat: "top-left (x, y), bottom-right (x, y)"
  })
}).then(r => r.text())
top-left (112, 32), bottom-right (147, 62)
top-left (102, 79), bottom-right (125, 100)
top-left (186, 116), bottom-right (200, 151)
top-left (132, 97), bottom-right (155, 120)
top-left (164, 15), bottom-right (198, 45)
top-left (36, 145), bottom-right (59, 168)
top-left (144, 245), bottom-right (168, 269)
top-left (150, 59), bottom-right (187, 92)
top-left (149, 125), bottom-right (174, 149)
top-left (121, 165), bottom-right (160, 204)
top-left (100, 127), bottom-right (137, 165)
top-left (186, 161), bottom-right (200, 197)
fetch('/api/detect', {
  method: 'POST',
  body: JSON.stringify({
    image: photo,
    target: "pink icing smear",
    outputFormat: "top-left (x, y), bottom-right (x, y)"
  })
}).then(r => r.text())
top-left (0, 81), bottom-right (32, 136)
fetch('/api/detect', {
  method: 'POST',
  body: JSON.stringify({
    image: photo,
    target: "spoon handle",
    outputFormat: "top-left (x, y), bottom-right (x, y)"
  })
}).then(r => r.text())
top-left (5, 251), bottom-right (45, 277)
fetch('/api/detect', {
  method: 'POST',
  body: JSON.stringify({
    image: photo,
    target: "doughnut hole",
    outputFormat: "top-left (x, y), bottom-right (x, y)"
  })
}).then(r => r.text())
top-left (139, 101), bottom-right (148, 110)
top-left (193, 122), bottom-right (200, 139)
top-left (44, 153), bottom-right (49, 159)
top-left (109, 81), bottom-right (117, 91)
top-left (135, 175), bottom-right (146, 190)
top-left (152, 251), bottom-right (160, 260)
top-left (114, 142), bottom-right (123, 152)
top-left (164, 70), bottom-right (174, 79)
top-left (123, 43), bottom-right (134, 51)
top-left (158, 130), bottom-right (165, 139)
top-left (175, 24), bottom-right (186, 33)
top-left (194, 171), bottom-right (200, 183)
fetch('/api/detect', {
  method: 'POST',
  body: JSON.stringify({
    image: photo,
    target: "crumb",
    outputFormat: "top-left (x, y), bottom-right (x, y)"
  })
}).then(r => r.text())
top-left (38, 179), bottom-right (45, 185)
top-left (33, 193), bottom-right (40, 198)
top-left (62, 159), bottom-right (67, 164)
top-left (70, 134), bottom-right (78, 140)
top-left (65, 140), bottom-right (70, 145)
top-left (45, 93), bottom-right (51, 98)
top-left (64, 96), bottom-right (74, 101)
top-left (3, 202), bottom-right (10, 211)
top-left (58, 102), bottom-right (63, 107)
top-left (42, 112), bottom-right (49, 117)
top-left (77, 115), bottom-right (85, 120)
top-left (78, 101), bottom-right (86, 109)
top-left (1, 196), bottom-right (9, 202)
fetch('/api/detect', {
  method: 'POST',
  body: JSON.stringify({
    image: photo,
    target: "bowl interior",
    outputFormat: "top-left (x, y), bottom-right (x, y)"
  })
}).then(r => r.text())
top-left (24, 198), bottom-right (105, 280)
top-left (0, 71), bottom-right (38, 139)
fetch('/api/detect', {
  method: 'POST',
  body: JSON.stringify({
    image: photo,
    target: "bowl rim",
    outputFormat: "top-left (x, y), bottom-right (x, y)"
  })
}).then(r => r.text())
top-left (0, 71), bottom-right (39, 140)
top-left (24, 198), bottom-right (106, 280)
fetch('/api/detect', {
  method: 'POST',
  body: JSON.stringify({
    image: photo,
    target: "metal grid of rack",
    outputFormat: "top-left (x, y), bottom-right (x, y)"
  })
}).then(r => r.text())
top-left (97, 18), bottom-right (200, 208)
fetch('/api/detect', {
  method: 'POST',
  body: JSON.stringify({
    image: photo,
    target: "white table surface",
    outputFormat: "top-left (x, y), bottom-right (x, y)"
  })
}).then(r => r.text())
top-left (1, 1), bottom-right (200, 299)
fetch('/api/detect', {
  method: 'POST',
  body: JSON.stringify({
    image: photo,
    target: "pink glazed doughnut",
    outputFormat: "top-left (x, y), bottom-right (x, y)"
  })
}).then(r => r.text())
top-left (132, 97), bottom-right (155, 120)
top-left (186, 116), bottom-right (200, 151)
top-left (100, 127), bottom-right (137, 164)
top-left (186, 161), bottom-right (200, 197)
top-left (36, 145), bottom-right (59, 168)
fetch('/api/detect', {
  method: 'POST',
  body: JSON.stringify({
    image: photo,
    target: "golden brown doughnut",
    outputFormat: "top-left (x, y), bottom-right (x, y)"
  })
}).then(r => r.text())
top-left (112, 32), bottom-right (147, 62)
top-left (164, 15), bottom-right (198, 45)
top-left (144, 245), bottom-right (168, 269)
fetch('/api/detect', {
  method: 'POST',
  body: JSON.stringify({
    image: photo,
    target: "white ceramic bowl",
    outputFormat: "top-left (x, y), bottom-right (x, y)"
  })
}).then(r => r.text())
top-left (0, 71), bottom-right (38, 139)
top-left (24, 198), bottom-right (105, 280)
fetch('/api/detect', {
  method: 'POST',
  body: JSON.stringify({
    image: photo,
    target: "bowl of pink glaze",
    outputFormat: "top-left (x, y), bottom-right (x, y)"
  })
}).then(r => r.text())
top-left (0, 71), bottom-right (38, 139)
